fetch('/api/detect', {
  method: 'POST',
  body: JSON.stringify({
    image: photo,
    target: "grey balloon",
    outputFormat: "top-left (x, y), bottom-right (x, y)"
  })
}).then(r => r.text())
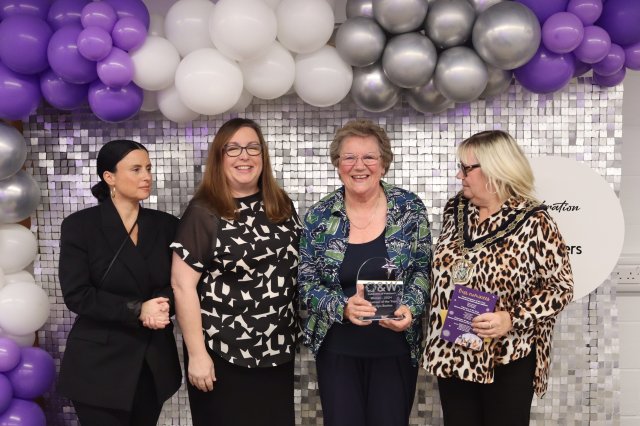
top-left (346, 0), bottom-right (373, 18)
top-left (434, 46), bottom-right (488, 102)
top-left (0, 123), bottom-right (27, 181)
top-left (405, 78), bottom-right (454, 114)
top-left (0, 170), bottom-right (41, 224)
top-left (382, 33), bottom-right (437, 88)
top-left (372, 0), bottom-right (429, 34)
top-left (351, 62), bottom-right (400, 112)
top-left (336, 17), bottom-right (386, 67)
top-left (467, 0), bottom-right (504, 14)
top-left (480, 63), bottom-right (512, 99)
top-left (425, 0), bottom-right (476, 50)
top-left (472, 2), bottom-right (541, 70)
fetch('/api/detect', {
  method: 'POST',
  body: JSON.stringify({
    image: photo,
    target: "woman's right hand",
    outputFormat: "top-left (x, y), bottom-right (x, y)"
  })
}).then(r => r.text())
top-left (188, 352), bottom-right (216, 392)
top-left (140, 297), bottom-right (171, 329)
top-left (344, 284), bottom-right (376, 326)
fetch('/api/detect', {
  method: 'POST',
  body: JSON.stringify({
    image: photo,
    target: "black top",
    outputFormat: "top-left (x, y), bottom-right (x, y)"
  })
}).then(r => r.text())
top-left (172, 193), bottom-right (301, 368)
top-left (321, 230), bottom-right (409, 357)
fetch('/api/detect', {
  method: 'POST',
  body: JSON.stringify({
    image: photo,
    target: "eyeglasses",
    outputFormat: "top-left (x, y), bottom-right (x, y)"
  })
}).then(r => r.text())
top-left (223, 143), bottom-right (262, 157)
top-left (458, 161), bottom-right (481, 177)
top-left (340, 153), bottom-right (380, 166)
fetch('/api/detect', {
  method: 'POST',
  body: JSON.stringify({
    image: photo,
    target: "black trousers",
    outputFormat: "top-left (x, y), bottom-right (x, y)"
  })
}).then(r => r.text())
top-left (437, 351), bottom-right (536, 426)
top-left (315, 349), bottom-right (418, 426)
top-left (73, 361), bottom-right (162, 426)
top-left (185, 348), bottom-right (295, 426)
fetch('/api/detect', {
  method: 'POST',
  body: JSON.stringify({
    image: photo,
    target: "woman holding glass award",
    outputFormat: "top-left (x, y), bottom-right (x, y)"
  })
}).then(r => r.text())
top-left (298, 119), bottom-right (431, 426)
top-left (422, 130), bottom-right (574, 425)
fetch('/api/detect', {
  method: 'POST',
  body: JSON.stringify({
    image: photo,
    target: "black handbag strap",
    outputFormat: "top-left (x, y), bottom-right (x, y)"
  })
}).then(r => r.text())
top-left (99, 218), bottom-right (138, 287)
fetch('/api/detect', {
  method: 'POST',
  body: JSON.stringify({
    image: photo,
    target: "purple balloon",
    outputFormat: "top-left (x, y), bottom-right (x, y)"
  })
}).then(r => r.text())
top-left (47, 24), bottom-right (98, 84)
top-left (81, 1), bottom-right (118, 32)
top-left (0, 15), bottom-right (52, 75)
top-left (596, 0), bottom-right (640, 46)
top-left (0, 375), bottom-right (11, 414)
top-left (573, 57), bottom-right (592, 76)
top-left (592, 43), bottom-right (625, 75)
top-left (0, 63), bottom-right (41, 120)
top-left (0, 338), bottom-right (21, 373)
top-left (104, 0), bottom-right (149, 30)
top-left (47, 0), bottom-right (90, 31)
top-left (5, 347), bottom-right (55, 400)
top-left (88, 80), bottom-right (142, 122)
top-left (40, 68), bottom-right (88, 110)
top-left (97, 47), bottom-right (133, 88)
top-left (593, 66), bottom-right (626, 86)
top-left (542, 12), bottom-right (585, 54)
top-left (514, 0), bottom-right (569, 23)
top-left (624, 41), bottom-right (640, 70)
top-left (77, 26), bottom-right (113, 61)
top-left (111, 16), bottom-right (146, 51)
top-left (567, 0), bottom-right (603, 25)
top-left (514, 46), bottom-right (576, 93)
top-left (573, 25), bottom-right (611, 63)
top-left (0, 398), bottom-right (45, 426)
top-left (0, 0), bottom-right (51, 20)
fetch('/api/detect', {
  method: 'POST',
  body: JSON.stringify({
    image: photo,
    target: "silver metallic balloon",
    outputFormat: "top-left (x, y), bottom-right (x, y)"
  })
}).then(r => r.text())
top-left (0, 170), bottom-right (41, 224)
top-left (346, 0), bottom-right (373, 18)
top-left (480, 63), bottom-right (512, 99)
top-left (434, 46), bottom-right (488, 102)
top-left (351, 62), bottom-right (400, 112)
top-left (0, 123), bottom-right (27, 181)
top-left (336, 17), bottom-right (386, 67)
top-left (425, 0), bottom-right (475, 49)
top-left (405, 78), bottom-right (454, 114)
top-left (466, 0), bottom-right (504, 14)
top-left (372, 0), bottom-right (429, 34)
top-left (472, 2), bottom-right (541, 70)
top-left (382, 33), bottom-right (437, 88)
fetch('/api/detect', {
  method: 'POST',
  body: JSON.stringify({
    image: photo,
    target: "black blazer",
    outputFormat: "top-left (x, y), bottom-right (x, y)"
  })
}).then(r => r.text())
top-left (58, 199), bottom-right (182, 411)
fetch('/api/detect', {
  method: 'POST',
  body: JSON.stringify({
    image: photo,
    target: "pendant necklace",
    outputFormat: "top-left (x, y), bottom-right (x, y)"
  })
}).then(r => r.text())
top-left (347, 190), bottom-right (381, 230)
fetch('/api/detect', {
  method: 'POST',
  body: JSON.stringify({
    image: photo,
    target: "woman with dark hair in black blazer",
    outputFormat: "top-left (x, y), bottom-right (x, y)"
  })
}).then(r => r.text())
top-left (58, 140), bottom-right (182, 425)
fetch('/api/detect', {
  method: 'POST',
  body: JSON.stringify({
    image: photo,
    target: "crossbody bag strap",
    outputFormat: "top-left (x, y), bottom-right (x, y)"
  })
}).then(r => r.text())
top-left (99, 218), bottom-right (138, 287)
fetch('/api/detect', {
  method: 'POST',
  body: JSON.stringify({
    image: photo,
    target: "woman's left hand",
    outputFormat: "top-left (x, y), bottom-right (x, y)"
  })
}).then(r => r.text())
top-left (379, 305), bottom-right (412, 332)
top-left (472, 310), bottom-right (513, 338)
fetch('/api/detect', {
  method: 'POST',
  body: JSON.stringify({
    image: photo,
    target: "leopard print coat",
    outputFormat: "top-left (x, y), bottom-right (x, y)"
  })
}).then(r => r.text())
top-left (422, 193), bottom-right (573, 397)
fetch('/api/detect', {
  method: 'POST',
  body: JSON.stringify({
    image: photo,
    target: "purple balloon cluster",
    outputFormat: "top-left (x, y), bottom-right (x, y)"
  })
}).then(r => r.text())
top-left (514, 0), bottom-right (640, 93)
top-left (0, 0), bottom-right (149, 123)
top-left (0, 338), bottom-right (55, 426)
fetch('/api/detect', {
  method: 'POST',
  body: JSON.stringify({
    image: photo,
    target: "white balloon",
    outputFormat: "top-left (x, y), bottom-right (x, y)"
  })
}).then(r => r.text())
top-left (228, 89), bottom-right (254, 112)
top-left (175, 48), bottom-right (243, 115)
top-left (240, 41), bottom-right (294, 99)
top-left (4, 270), bottom-right (35, 286)
top-left (143, 0), bottom-right (177, 16)
top-left (209, 0), bottom-right (277, 61)
top-left (165, 0), bottom-right (216, 57)
top-left (0, 282), bottom-right (49, 335)
top-left (277, 0), bottom-right (335, 54)
top-left (141, 90), bottom-right (160, 112)
top-left (130, 36), bottom-right (181, 91)
top-left (294, 45), bottom-right (353, 107)
top-left (148, 13), bottom-right (166, 37)
top-left (0, 328), bottom-right (35, 347)
top-left (158, 85), bottom-right (201, 123)
top-left (0, 224), bottom-right (37, 274)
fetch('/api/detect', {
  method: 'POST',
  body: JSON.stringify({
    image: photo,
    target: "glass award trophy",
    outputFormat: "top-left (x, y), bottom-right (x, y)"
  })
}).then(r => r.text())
top-left (357, 257), bottom-right (404, 321)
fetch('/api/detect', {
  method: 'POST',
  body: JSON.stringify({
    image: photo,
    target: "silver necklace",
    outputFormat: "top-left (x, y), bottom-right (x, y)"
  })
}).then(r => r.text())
top-left (346, 190), bottom-right (381, 230)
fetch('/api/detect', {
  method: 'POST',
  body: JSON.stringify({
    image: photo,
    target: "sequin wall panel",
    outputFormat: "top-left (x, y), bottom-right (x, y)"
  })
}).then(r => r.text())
top-left (25, 78), bottom-right (620, 425)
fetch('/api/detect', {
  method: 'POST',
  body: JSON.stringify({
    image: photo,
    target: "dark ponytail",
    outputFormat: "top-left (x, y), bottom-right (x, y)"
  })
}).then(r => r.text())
top-left (93, 140), bottom-right (147, 203)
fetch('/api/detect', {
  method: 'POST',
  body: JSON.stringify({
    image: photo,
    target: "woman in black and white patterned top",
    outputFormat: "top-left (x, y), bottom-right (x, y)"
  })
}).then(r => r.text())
top-left (171, 118), bottom-right (301, 426)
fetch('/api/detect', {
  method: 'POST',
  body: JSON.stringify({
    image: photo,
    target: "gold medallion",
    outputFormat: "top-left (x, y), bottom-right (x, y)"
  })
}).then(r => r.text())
top-left (451, 258), bottom-right (474, 284)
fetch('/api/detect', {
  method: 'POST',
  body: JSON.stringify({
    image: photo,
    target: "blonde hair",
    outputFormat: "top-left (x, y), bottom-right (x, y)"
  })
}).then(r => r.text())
top-left (329, 119), bottom-right (393, 174)
top-left (458, 130), bottom-right (538, 203)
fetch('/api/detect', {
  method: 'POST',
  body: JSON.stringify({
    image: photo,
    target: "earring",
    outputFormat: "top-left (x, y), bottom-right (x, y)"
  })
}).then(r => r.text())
top-left (110, 186), bottom-right (116, 198)
top-left (485, 182), bottom-right (497, 195)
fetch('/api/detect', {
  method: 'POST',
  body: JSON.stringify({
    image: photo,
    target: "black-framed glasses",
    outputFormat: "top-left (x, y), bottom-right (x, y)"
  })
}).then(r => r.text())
top-left (223, 143), bottom-right (262, 157)
top-left (459, 161), bottom-right (481, 177)
top-left (340, 153), bottom-right (380, 166)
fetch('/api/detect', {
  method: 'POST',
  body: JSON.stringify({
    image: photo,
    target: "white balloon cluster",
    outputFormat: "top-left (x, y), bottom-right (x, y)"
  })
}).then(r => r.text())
top-left (0, 122), bottom-right (47, 347)
top-left (135, 0), bottom-right (353, 123)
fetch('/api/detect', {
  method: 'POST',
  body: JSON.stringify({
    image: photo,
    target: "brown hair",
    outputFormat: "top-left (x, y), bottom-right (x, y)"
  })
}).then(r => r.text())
top-left (194, 118), bottom-right (293, 223)
top-left (329, 119), bottom-right (393, 174)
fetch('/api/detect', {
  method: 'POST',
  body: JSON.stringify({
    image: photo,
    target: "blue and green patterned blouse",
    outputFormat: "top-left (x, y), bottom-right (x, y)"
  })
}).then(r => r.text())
top-left (298, 182), bottom-right (432, 366)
